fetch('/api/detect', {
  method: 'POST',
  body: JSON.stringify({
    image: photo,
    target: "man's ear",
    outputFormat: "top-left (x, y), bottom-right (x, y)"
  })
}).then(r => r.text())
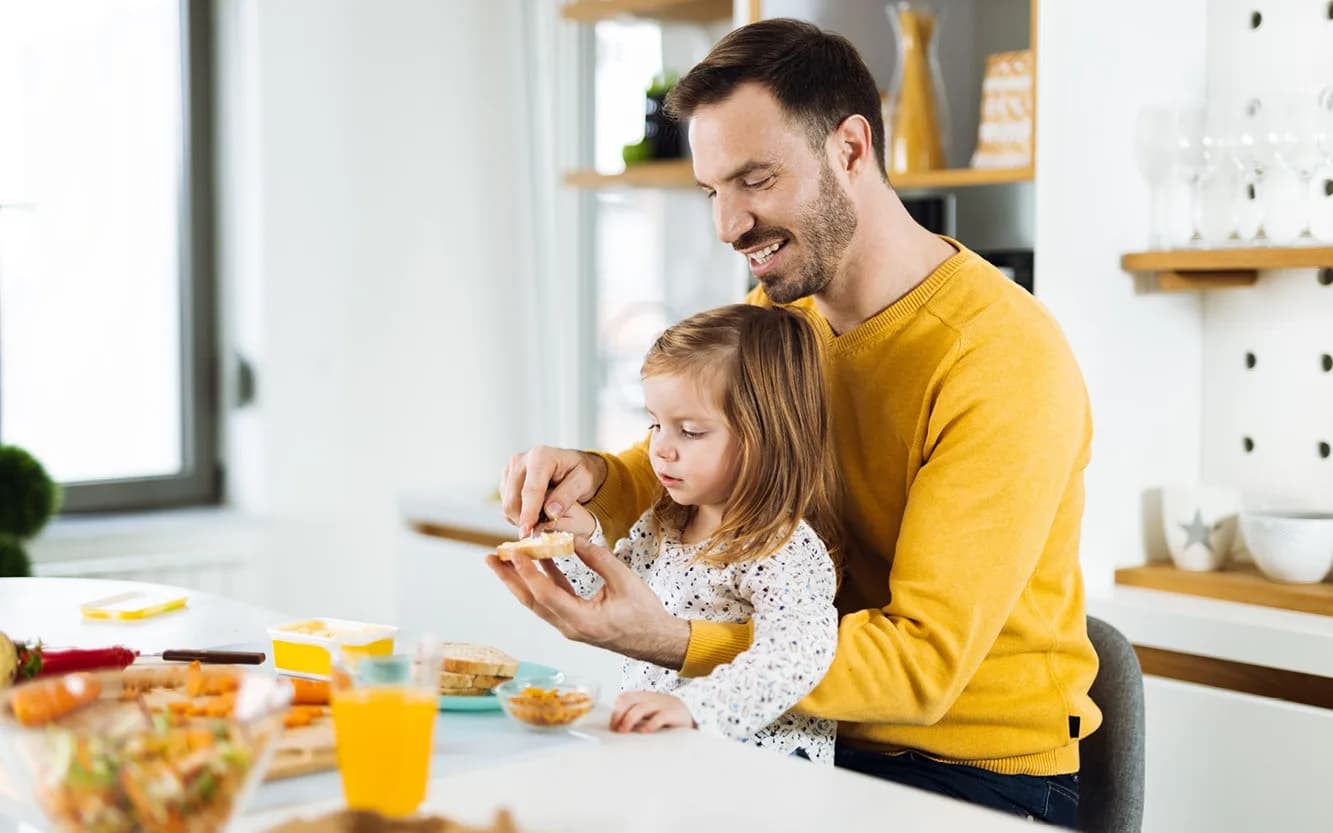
top-left (831, 114), bottom-right (876, 180)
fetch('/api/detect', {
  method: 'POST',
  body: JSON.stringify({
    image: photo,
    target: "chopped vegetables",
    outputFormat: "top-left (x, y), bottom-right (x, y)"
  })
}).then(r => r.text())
top-left (32, 718), bottom-right (261, 833)
top-left (288, 678), bottom-right (330, 706)
top-left (5, 669), bottom-right (287, 833)
top-left (9, 672), bottom-right (102, 726)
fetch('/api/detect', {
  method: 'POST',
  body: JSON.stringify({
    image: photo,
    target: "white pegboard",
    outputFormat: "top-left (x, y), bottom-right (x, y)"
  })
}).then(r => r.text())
top-left (1197, 0), bottom-right (1333, 511)
top-left (1201, 269), bottom-right (1333, 508)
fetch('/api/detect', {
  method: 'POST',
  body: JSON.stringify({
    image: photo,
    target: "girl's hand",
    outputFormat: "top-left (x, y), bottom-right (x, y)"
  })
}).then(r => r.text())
top-left (541, 501), bottom-right (598, 540)
top-left (610, 691), bottom-right (696, 733)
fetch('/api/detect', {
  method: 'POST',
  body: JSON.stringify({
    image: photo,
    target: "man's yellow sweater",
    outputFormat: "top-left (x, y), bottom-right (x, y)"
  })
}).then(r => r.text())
top-left (587, 240), bottom-right (1101, 776)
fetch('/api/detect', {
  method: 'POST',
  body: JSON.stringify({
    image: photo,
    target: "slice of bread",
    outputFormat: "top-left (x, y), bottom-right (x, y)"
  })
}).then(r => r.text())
top-left (469, 674), bottom-right (510, 689)
top-left (439, 671), bottom-right (512, 694)
top-left (438, 687), bottom-right (494, 697)
top-left (496, 531), bottom-right (574, 562)
top-left (438, 670), bottom-right (478, 689)
top-left (439, 643), bottom-right (519, 678)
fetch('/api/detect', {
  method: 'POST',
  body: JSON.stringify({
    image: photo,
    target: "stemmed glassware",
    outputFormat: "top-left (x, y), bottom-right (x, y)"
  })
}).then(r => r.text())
top-left (1268, 93), bottom-right (1327, 245)
top-left (1134, 94), bottom-right (1333, 249)
top-left (1133, 107), bottom-right (1178, 249)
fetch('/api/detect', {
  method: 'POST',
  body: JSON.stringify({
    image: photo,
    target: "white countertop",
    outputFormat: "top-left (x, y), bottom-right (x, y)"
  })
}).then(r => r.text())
top-left (237, 709), bottom-right (1038, 833)
top-left (0, 577), bottom-right (289, 653)
top-left (1088, 584), bottom-right (1333, 678)
top-left (0, 577), bottom-right (1037, 833)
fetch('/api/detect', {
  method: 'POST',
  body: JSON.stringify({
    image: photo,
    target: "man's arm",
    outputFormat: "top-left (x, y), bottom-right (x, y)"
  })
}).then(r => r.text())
top-left (584, 438), bottom-right (660, 545)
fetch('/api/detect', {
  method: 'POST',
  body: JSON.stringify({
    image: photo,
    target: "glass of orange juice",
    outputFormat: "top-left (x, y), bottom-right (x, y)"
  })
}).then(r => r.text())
top-left (332, 645), bottom-right (439, 816)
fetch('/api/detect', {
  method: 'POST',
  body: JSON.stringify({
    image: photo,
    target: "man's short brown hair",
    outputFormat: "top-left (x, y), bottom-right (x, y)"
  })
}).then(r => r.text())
top-left (664, 18), bottom-right (887, 179)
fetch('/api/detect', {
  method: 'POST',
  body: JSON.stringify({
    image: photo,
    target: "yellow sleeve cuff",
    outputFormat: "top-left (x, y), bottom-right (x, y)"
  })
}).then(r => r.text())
top-left (680, 619), bottom-right (754, 678)
top-left (584, 450), bottom-right (638, 545)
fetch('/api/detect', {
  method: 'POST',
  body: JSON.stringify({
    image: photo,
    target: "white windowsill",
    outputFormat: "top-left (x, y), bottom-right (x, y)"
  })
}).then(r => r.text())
top-left (29, 505), bottom-right (266, 566)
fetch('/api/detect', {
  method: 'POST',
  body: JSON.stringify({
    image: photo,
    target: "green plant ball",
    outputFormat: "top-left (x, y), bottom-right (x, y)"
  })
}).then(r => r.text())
top-left (0, 535), bottom-right (31, 578)
top-left (0, 446), bottom-right (61, 540)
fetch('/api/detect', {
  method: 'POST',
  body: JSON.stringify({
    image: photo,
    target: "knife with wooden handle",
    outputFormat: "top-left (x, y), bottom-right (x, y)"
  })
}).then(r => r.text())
top-left (140, 649), bottom-right (267, 665)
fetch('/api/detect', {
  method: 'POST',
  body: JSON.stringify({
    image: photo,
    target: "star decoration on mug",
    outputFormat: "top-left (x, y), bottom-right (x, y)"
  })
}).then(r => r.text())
top-left (1178, 509), bottom-right (1223, 553)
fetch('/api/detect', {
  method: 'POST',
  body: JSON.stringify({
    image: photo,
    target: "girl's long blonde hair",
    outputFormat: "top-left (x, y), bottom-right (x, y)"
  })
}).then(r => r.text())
top-left (642, 304), bottom-right (841, 568)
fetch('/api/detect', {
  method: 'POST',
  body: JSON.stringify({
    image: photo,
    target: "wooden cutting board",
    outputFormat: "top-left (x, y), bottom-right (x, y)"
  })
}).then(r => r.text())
top-left (268, 717), bottom-right (339, 780)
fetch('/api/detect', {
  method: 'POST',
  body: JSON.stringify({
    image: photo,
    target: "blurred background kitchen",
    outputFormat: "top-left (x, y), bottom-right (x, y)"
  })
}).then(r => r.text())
top-left (1, 2), bottom-right (1331, 830)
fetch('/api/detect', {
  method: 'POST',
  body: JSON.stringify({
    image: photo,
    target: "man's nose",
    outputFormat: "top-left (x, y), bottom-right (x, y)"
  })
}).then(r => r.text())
top-left (715, 192), bottom-right (755, 246)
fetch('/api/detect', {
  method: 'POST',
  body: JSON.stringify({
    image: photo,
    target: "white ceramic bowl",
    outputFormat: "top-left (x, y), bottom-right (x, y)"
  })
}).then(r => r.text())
top-left (1239, 510), bottom-right (1333, 584)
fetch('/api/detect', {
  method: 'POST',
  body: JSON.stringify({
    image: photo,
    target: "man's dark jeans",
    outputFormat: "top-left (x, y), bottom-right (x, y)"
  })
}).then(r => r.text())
top-left (835, 745), bottom-right (1079, 827)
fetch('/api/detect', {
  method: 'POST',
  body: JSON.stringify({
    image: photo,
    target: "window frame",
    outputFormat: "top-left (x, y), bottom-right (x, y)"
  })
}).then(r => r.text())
top-left (23, 0), bottom-right (222, 513)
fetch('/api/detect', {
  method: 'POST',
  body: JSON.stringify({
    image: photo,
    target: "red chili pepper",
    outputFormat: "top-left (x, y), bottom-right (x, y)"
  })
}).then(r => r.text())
top-left (22, 645), bottom-right (137, 679)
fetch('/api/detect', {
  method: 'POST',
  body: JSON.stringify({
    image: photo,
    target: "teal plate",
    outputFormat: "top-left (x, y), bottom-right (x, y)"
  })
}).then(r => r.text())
top-left (437, 661), bottom-right (561, 711)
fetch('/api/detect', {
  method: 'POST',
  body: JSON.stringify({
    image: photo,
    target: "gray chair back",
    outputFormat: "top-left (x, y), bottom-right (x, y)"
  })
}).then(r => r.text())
top-left (1077, 616), bottom-right (1145, 833)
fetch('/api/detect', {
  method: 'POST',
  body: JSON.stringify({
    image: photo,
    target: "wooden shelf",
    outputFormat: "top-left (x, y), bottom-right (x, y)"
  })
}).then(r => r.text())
top-left (1116, 564), bottom-right (1333, 618)
top-left (890, 165), bottom-right (1033, 191)
top-left (1121, 246), bottom-right (1333, 291)
top-left (563, 161), bottom-right (697, 189)
top-left (564, 162), bottom-right (1035, 191)
top-left (561, 0), bottom-right (733, 24)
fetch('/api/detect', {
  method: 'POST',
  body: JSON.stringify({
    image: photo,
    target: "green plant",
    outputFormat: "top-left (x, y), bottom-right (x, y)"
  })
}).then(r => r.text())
top-left (0, 534), bottom-right (29, 580)
top-left (0, 445), bottom-right (61, 577)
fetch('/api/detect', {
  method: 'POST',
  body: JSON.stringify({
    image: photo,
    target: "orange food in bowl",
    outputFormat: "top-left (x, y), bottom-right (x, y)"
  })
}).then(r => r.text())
top-left (495, 678), bottom-right (597, 729)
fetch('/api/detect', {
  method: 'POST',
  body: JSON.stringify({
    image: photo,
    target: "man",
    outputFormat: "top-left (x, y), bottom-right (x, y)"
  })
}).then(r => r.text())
top-left (491, 18), bottom-right (1099, 826)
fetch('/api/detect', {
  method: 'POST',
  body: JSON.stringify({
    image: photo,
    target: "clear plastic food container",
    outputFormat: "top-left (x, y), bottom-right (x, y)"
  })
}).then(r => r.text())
top-left (267, 619), bottom-right (397, 679)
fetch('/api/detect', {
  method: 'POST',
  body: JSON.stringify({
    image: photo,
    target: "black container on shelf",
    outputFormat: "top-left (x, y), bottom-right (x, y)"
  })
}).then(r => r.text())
top-left (644, 91), bottom-right (685, 160)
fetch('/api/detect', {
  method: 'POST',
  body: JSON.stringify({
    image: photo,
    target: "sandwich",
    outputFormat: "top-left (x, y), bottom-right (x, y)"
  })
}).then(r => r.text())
top-left (437, 643), bottom-right (518, 696)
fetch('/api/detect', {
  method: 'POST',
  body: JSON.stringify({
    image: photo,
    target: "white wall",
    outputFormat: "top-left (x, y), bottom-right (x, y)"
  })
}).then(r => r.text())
top-left (216, 0), bottom-right (537, 621)
top-left (1034, 0), bottom-right (1210, 590)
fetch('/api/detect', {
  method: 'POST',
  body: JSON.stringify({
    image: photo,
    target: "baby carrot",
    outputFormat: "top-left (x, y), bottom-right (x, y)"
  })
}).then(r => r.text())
top-left (288, 678), bottom-right (330, 705)
top-left (9, 673), bottom-right (101, 726)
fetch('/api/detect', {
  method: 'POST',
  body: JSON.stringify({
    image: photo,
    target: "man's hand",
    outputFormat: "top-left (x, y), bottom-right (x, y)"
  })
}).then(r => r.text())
top-left (610, 691), bottom-right (696, 733)
top-left (500, 446), bottom-right (609, 537)
top-left (485, 537), bottom-right (691, 669)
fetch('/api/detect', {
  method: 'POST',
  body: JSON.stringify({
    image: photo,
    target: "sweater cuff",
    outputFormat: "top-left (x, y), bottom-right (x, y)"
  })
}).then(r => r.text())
top-left (584, 451), bottom-right (633, 545)
top-left (680, 619), bottom-right (754, 678)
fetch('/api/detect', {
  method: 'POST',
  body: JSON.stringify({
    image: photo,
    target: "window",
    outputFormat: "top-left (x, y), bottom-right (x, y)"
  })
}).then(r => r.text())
top-left (586, 21), bottom-right (744, 450)
top-left (0, 0), bottom-right (218, 512)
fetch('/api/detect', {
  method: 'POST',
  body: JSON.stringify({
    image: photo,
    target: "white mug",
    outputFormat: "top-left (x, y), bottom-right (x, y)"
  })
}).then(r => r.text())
top-left (1161, 485), bottom-right (1241, 571)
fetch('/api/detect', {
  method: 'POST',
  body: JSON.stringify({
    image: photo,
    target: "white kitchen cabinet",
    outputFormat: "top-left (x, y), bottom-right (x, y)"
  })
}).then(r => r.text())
top-left (1142, 676), bottom-right (1333, 833)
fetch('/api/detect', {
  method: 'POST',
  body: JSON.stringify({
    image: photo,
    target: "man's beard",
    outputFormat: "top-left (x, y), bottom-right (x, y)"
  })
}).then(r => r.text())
top-left (753, 162), bottom-right (857, 305)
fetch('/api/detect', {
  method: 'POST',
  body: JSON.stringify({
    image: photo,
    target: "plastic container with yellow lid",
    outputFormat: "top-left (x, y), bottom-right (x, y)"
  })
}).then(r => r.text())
top-left (267, 618), bottom-right (398, 679)
top-left (80, 590), bottom-right (189, 620)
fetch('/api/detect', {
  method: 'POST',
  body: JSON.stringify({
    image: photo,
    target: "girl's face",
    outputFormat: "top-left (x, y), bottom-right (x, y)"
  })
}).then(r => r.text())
top-left (643, 371), bottom-right (741, 513)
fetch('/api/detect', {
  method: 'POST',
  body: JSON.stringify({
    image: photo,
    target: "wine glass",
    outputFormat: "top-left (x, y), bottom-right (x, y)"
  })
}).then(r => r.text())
top-left (1134, 107), bottom-right (1178, 249)
top-left (1314, 87), bottom-right (1333, 241)
top-left (1229, 99), bottom-right (1279, 245)
top-left (1269, 92), bottom-right (1328, 245)
top-left (1175, 108), bottom-right (1221, 248)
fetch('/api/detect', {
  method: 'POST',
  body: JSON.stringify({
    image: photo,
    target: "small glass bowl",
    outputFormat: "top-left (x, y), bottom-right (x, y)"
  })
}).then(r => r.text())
top-left (493, 674), bottom-right (599, 732)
